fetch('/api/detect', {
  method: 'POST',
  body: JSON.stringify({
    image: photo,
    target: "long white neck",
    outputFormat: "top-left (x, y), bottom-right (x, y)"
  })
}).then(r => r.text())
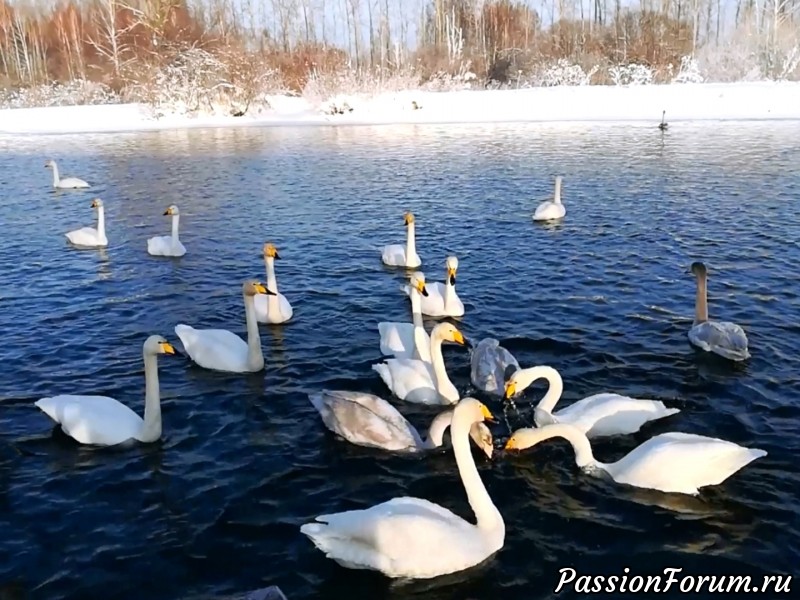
top-left (520, 424), bottom-right (599, 471)
top-left (243, 293), bottom-right (264, 371)
top-left (408, 288), bottom-right (427, 360)
top-left (422, 409), bottom-right (454, 448)
top-left (265, 257), bottom-right (280, 313)
top-left (406, 223), bottom-right (416, 258)
top-left (51, 163), bottom-right (60, 186)
top-left (170, 215), bottom-right (180, 241)
top-left (96, 206), bottom-right (106, 240)
top-left (430, 333), bottom-right (457, 401)
top-left (554, 177), bottom-right (562, 205)
top-left (695, 274), bottom-right (708, 323)
top-left (451, 409), bottom-right (504, 535)
top-left (519, 366), bottom-right (564, 424)
top-left (443, 276), bottom-right (456, 308)
top-left (138, 351), bottom-right (162, 442)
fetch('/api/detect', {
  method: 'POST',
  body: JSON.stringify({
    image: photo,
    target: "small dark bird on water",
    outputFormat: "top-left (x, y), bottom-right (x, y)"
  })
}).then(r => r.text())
top-left (659, 110), bottom-right (668, 131)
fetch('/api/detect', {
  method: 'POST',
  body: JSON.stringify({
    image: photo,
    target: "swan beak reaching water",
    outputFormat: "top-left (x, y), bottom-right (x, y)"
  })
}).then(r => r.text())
top-left (504, 381), bottom-right (517, 400)
top-left (504, 436), bottom-right (519, 451)
top-left (448, 266), bottom-right (457, 285)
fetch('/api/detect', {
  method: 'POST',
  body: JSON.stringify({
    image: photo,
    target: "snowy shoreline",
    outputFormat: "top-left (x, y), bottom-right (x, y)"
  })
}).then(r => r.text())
top-left (2, 82), bottom-right (800, 136)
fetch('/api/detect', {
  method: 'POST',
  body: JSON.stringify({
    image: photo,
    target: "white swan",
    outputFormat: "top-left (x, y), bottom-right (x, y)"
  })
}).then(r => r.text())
top-left (175, 280), bottom-right (275, 373)
top-left (45, 159), bottom-right (89, 189)
top-left (382, 211), bottom-right (421, 268)
top-left (373, 322), bottom-right (466, 405)
top-left (378, 272), bottom-right (431, 362)
top-left (147, 204), bottom-right (186, 257)
top-left (688, 262), bottom-right (750, 361)
top-left (470, 338), bottom-right (521, 396)
top-left (65, 198), bottom-right (107, 247)
top-left (254, 243), bottom-right (293, 324)
top-left (532, 176), bottom-right (565, 221)
top-left (308, 390), bottom-right (493, 457)
top-left (35, 335), bottom-right (175, 445)
top-left (301, 397), bottom-right (505, 578)
top-left (412, 256), bottom-right (464, 317)
top-left (504, 365), bottom-right (680, 438)
top-left (505, 423), bottom-right (767, 495)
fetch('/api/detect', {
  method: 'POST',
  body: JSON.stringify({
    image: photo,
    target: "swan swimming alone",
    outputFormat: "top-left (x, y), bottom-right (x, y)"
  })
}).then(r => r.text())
top-left (65, 198), bottom-right (107, 247)
top-left (175, 280), bottom-right (275, 373)
top-left (688, 261), bottom-right (750, 361)
top-left (45, 159), bottom-right (89, 189)
top-left (147, 204), bottom-right (186, 257)
top-left (301, 397), bottom-right (505, 578)
top-left (378, 271), bottom-right (431, 362)
top-left (254, 243), bottom-right (293, 324)
top-left (505, 423), bottom-right (767, 495)
top-left (504, 365), bottom-right (680, 438)
top-left (470, 338), bottom-right (521, 396)
top-left (382, 211), bottom-right (421, 268)
top-left (532, 176), bottom-right (565, 222)
top-left (412, 256), bottom-right (465, 317)
top-left (373, 322), bottom-right (467, 405)
top-left (35, 335), bottom-right (175, 445)
top-left (307, 389), bottom-right (493, 457)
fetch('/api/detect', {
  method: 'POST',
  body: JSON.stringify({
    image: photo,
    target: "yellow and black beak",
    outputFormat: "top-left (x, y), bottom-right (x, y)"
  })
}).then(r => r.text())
top-left (452, 330), bottom-right (466, 346)
top-left (404, 213), bottom-right (414, 226)
top-left (447, 267), bottom-right (457, 285)
top-left (480, 403), bottom-right (496, 423)
top-left (504, 381), bottom-right (517, 400)
top-left (255, 282), bottom-right (277, 296)
top-left (90, 200), bottom-right (100, 208)
top-left (504, 437), bottom-right (518, 451)
top-left (415, 280), bottom-right (428, 297)
top-left (273, 250), bottom-right (281, 260)
top-left (160, 342), bottom-right (176, 355)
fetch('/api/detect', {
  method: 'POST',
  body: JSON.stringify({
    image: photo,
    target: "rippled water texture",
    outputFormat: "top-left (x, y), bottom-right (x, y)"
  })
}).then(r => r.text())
top-left (1, 122), bottom-right (799, 599)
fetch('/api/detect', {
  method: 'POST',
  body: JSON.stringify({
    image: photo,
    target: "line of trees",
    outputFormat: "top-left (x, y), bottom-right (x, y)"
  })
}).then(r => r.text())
top-left (1, 0), bottom-right (799, 95)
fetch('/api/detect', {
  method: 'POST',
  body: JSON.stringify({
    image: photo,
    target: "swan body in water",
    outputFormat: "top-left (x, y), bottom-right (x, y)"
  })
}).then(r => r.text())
top-left (175, 280), bottom-right (275, 373)
top-left (504, 365), bottom-right (680, 438)
top-left (532, 176), bottom-right (565, 221)
top-left (308, 389), bottom-right (493, 457)
top-left (373, 322), bottom-right (467, 405)
top-left (301, 397), bottom-right (505, 578)
top-left (45, 159), bottom-right (89, 189)
top-left (505, 423), bottom-right (767, 495)
top-left (470, 338), bottom-right (520, 396)
top-left (382, 211), bottom-right (421, 268)
top-left (687, 261), bottom-right (750, 361)
top-left (254, 243), bottom-right (293, 324)
top-left (65, 198), bottom-right (107, 247)
top-left (378, 271), bottom-right (431, 362)
top-left (147, 204), bottom-right (186, 257)
top-left (35, 335), bottom-right (175, 445)
top-left (411, 256), bottom-right (464, 317)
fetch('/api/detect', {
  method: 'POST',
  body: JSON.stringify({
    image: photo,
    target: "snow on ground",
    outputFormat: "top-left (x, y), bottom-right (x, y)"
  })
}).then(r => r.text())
top-left (1, 82), bottom-right (799, 136)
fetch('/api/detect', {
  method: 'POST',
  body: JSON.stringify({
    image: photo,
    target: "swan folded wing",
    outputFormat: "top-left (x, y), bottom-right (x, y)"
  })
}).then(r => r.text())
top-left (35, 395), bottom-right (142, 445)
top-left (534, 202), bottom-right (564, 220)
top-left (147, 235), bottom-right (170, 256)
top-left (689, 321), bottom-right (749, 360)
top-left (175, 325), bottom-right (248, 371)
top-left (66, 227), bottom-right (99, 245)
top-left (557, 394), bottom-right (680, 437)
top-left (254, 292), bottom-right (293, 323)
top-left (378, 322), bottom-right (416, 358)
top-left (278, 293), bottom-right (293, 320)
top-left (609, 432), bottom-right (765, 494)
top-left (59, 177), bottom-right (89, 188)
top-left (374, 358), bottom-right (438, 403)
top-left (382, 244), bottom-right (406, 266)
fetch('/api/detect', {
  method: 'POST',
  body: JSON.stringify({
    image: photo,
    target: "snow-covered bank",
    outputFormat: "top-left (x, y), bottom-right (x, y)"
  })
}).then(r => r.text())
top-left (2, 82), bottom-right (800, 136)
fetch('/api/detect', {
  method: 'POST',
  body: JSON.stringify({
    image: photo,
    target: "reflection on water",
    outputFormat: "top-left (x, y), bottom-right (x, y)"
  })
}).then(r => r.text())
top-left (0, 121), bottom-right (799, 598)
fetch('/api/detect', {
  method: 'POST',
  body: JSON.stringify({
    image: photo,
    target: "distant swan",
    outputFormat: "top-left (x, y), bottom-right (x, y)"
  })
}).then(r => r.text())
top-left (412, 256), bottom-right (464, 317)
top-left (382, 211), bottom-right (421, 268)
top-left (379, 272), bottom-right (431, 362)
top-left (659, 110), bottom-right (668, 131)
top-left (505, 423), bottom-right (767, 495)
top-left (65, 198), bottom-right (107, 247)
top-left (301, 397), bottom-right (505, 578)
top-left (504, 365), bottom-right (680, 438)
top-left (532, 176), bottom-right (565, 222)
top-left (45, 159), bottom-right (89, 189)
top-left (373, 323), bottom-right (467, 405)
top-left (308, 389), bottom-right (493, 457)
top-left (35, 335), bottom-right (175, 445)
top-left (688, 262), bottom-right (750, 361)
top-left (175, 280), bottom-right (275, 373)
top-left (147, 204), bottom-right (186, 257)
top-left (254, 243), bottom-right (293, 324)
top-left (470, 338), bottom-right (520, 396)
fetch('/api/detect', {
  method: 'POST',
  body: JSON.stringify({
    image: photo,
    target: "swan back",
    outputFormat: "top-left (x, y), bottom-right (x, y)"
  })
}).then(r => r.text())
top-left (470, 338), bottom-right (520, 395)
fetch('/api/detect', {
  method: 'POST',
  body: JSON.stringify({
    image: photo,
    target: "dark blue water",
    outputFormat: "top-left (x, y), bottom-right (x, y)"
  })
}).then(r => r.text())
top-left (1, 122), bottom-right (799, 600)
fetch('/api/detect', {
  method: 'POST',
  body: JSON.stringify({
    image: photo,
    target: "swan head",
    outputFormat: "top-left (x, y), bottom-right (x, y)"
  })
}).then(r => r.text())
top-left (690, 261), bottom-right (707, 277)
top-left (504, 427), bottom-right (539, 452)
top-left (404, 211), bottom-right (415, 226)
top-left (243, 279), bottom-right (276, 296)
top-left (457, 397), bottom-right (496, 425)
top-left (446, 256), bottom-right (458, 284)
top-left (144, 335), bottom-right (176, 356)
top-left (263, 243), bottom-right (280, 260)
top-left (432, 322), bottom-right (466, 346)
top-left (163, 205), bottom-right (179, 216)
top-left (409, 272), bottom-right (428, 297)
top-left (91, 198), bottom-right (103, 209)
top-left (44, 160), bottom-right (55, 169)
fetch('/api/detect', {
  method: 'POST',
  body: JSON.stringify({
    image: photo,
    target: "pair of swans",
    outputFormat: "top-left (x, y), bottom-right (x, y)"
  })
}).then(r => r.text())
top-left (532, 176), bottom-right (565, 222)
top-left (505, 423), bottom-right (766, 496)
top-left (46, 159), bottom-right (89, 189)
top-left (147, 205), bottom-right (186, 257)
top-left (253, 243), bottom-right (293, 324)
top-left (301, 397), bottom-right (504, 579)
top-left (374, 321), bottom-right (467, 405)
top-left (688, 261), bottom-right (750, 361)
top-left (403, 256), bottom-right (464, 317)
top-left (36, 335), bottom-right (175, 445)
top-left (382, 211), bottom-right (421, 268)
top-left (66, 198), bottom-right (107, 247)
top-left (308, 390), bottom-right (493, 457)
